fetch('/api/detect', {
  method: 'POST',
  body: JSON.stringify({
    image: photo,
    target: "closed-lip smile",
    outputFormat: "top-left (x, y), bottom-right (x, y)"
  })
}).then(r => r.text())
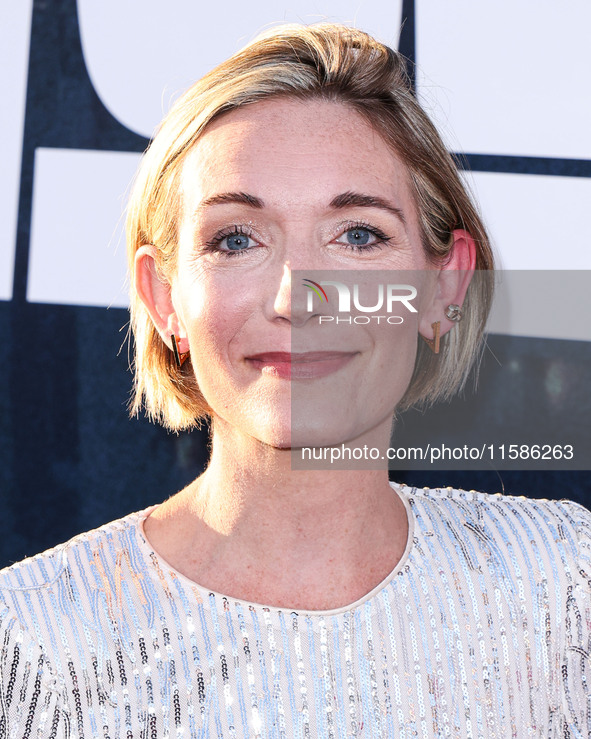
top-left (246, 351), bottom-right (358, 379)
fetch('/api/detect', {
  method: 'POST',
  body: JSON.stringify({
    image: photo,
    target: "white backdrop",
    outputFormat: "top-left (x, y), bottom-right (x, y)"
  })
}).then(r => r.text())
top-left (2, 1), bottom-right (590, 328)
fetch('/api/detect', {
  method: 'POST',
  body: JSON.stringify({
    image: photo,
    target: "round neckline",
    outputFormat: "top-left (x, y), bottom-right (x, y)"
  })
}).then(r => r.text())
top-left (136, 481), bottom-right (415, 617)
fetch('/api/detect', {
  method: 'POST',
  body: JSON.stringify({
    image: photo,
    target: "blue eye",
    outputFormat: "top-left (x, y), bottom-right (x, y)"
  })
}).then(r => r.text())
top-left (344, 228), bottom-right (371, 245)
top-left (224, 233), bottom-right (253, 251)
top-left (334, 224), bottom-right (390, 251)
top-left (205, 226), bottom-right (259, 257)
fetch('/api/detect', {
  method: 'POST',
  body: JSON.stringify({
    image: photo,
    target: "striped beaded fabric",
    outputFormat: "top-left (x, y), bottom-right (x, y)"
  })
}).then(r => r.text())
top-left (0, 484), bottom-right (590, 738)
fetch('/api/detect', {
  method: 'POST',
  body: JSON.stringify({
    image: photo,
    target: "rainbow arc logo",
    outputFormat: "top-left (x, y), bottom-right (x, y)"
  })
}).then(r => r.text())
top-left (302, 279), bottom-right (329, 302)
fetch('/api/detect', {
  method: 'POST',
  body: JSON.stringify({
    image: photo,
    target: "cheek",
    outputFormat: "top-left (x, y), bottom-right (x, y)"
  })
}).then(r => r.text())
top-left (375, 315), bottom-right (419, 367)
top-left (367, 311), bottom-right (420, 397)
top-left (179, 278), bottom-right (255, 367)
top-left (414, 270), bottom-right (440, 310)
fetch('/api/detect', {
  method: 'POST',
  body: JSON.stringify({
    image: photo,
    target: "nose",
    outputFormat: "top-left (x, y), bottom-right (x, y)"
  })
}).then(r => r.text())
top-left (269, 262), bottom-right (313, 327)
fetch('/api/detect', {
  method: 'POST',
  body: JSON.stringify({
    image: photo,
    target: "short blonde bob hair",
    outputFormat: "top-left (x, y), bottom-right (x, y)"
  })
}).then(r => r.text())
top-left (127, 22), bottom-right (494, 431)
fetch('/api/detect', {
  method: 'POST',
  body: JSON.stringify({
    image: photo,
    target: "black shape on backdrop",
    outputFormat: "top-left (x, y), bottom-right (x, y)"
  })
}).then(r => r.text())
top-left (459, 152), bottom-right (591, 178)
top-left (1, 0), bottom-right (590, 568)
top-left (398, 0), bottom-right (416, 91)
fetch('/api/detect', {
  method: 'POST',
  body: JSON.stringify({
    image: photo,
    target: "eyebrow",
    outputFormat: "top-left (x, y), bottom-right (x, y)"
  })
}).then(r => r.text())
top-left (196, 190), bottom-right (406, 224)
top-left (329, 191), bottom-right (406, 224)
top-left (199, 191), bottom-right (264, 209)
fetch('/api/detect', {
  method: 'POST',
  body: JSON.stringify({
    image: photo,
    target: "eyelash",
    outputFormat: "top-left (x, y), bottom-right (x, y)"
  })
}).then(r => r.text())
top-left (203, 221), bottom-right (393, 257)
top-left (335, 221), bottom-right (393, 252)
top-left (204, 225), bottom-right (254, 257)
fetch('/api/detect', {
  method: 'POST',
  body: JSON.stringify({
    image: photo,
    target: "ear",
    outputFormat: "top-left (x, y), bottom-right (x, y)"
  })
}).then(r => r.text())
top-left (134, 246), bottom-right (188, 354)
top-left (418, 229), bottom-right (476, 341)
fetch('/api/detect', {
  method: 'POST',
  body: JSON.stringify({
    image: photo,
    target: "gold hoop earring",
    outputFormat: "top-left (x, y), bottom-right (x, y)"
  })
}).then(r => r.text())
top-left (171, 334), bottom-right (190, 368)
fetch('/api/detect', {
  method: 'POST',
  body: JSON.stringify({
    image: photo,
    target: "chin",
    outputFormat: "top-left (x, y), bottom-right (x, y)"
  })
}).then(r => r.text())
top-left (288, 423), bottom-right (359, 451)
top-left (254, 424), bottom-right (339, 451)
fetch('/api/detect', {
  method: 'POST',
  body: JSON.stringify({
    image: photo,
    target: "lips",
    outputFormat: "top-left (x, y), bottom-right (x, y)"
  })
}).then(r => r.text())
top-left (245, 351), bottom-right (357, 379)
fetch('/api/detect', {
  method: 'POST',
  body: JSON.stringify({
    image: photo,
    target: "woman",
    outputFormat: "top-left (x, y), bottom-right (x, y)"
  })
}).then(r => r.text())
top-left (1, 23), bottom-right (589, 738)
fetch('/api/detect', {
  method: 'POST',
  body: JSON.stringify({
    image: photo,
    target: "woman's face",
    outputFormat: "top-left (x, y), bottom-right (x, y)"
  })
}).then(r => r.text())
top-left (167, 98), bottom-right (443, 448)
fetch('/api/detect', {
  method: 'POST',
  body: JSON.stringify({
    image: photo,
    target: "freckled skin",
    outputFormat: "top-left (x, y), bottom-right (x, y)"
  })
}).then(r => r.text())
top-left (137, 98), bottom-right (473, 609)
top-left (173, 98), bottom-right (436, 450)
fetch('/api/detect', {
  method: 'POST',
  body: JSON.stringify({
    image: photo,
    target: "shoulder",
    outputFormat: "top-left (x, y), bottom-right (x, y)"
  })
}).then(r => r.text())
top-left (404, 483), bottom-right (590, 533)
top-left (0, 510), bottom-right (153, 734)
top-left (400, 484), bottom-right (591, 582)
top-left (0, 508), bottom-right (149, 585)
top-left (0, 508), bottom-right (151, 633)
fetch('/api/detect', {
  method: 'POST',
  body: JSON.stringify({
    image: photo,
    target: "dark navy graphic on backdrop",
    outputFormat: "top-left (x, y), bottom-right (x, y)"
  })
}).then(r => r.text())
top-left (1, 0), bottom-right (589, 567)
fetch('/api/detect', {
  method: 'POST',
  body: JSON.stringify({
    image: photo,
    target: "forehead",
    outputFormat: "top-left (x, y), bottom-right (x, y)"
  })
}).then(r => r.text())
top-left (180, 97), bottom-right (415, 213)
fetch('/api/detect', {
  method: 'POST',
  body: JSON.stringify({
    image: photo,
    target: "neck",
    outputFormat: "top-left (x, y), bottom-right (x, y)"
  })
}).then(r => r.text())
top-left (145, 416), bottom-right (410, 609)
top-left (194, 412), bottom-right (396, 523)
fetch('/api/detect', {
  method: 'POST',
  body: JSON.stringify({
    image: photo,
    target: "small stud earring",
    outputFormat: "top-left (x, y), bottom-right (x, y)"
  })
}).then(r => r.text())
top-left (421, 321), bottom-right (440, 354)
top-left (171, 334), bottom-right (190, 368)
top-left (445, 304), bottom-right (463, 322)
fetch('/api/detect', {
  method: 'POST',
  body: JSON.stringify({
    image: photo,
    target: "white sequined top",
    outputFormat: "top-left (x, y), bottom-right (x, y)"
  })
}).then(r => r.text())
top-left (0, 485), bottom-right (590, 738)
